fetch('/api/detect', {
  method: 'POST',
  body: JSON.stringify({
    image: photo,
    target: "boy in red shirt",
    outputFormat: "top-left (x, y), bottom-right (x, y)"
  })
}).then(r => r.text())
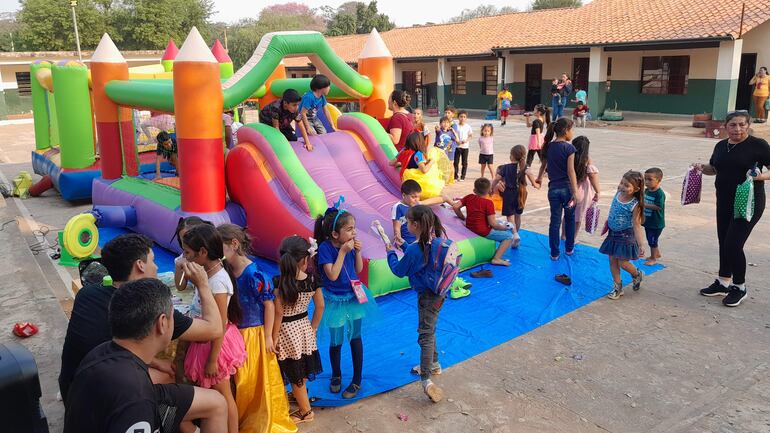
top-left (452, 178), bottom-right (513, 266)
top-left (572, 101), bottom-right (589, 127)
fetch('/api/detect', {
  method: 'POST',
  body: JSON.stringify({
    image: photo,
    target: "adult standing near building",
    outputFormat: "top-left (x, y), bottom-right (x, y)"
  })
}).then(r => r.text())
top-left (63, 278), bottom-right (227, 433)
top-left (560, 73), bottom-right (573, 110)
top-left (497, 86), bottom-right (513, 126)
top-left (695, 111), bottom-right (770, 307)
top-left (387, 90), bottom-right (415, 151)
top-left (749, 66), bottom-right (768, 123)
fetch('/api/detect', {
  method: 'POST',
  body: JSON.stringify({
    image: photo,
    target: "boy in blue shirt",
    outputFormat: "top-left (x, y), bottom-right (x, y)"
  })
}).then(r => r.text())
top-left (300, 74), bottom-right (332, 135)
top-left (392, 180), bottom-right (422, 251)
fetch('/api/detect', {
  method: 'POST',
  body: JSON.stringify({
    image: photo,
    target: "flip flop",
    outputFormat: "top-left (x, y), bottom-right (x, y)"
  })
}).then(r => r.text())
top-left (555, 274), bottom-right (572, 285)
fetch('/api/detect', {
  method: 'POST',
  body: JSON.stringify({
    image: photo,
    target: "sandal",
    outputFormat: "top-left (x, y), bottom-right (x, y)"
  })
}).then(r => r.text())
top-left (470, 269), bottom-right (493, 278)
top-left (290, 409), bottom-right (315, 424)
top-left (329, 376), bottom-right (341, 393)
top-left (555, 274), bottom-right (572, 285)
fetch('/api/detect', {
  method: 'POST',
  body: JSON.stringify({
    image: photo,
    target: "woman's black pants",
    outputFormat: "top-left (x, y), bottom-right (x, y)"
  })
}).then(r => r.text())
top-left (716, 186), bottom-right (765, 285)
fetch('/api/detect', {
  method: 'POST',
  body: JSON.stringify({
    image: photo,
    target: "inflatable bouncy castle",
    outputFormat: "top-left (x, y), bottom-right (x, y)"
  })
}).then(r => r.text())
top-left (40, 28), bottom-right (495, 295)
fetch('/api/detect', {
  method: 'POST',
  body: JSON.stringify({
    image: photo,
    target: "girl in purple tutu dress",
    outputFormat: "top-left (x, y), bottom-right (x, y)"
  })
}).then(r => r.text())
top-left (182, 224), bottom-right (246, 433)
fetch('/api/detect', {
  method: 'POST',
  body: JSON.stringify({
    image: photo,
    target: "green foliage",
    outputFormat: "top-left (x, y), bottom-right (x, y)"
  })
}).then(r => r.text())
top-left (325, 1), bottom-right (394, 36)
top-left (0, 13), bottom-right (20, 52)
top-left (447, 5), bottom-right (519, 23)
top-left (531, 0), bottom-right (583, 10)
top-left (17, 0), bottom-right (113, 51)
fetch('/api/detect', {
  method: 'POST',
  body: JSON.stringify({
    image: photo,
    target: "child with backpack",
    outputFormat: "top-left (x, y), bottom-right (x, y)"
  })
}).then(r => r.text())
top-left (385, 205), bottom-right (460, 403)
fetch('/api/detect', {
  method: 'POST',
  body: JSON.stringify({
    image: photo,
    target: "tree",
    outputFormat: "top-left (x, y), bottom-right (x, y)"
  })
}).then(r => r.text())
top-left (325, 1), bottom-right (394, 36)
top-left (114, 0), bottom-right (214, 50)
top-left (0, 12), bottom-right (20, 52)
top-left (531, 0), bottom-right (583, 10)
top-left (17, 0), bottom-right (114, 51)
top-left (447, 5), bottom-right (519, 23)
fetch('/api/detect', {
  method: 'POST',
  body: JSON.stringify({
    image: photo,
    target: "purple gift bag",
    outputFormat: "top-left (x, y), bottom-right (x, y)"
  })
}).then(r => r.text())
top-left (681, 165), bottom-right (702, 205)
top-left (585, 203), bottom-right (601, 234)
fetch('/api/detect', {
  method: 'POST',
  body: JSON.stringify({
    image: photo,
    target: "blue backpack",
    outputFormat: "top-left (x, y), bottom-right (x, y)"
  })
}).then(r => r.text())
top-left (426, 238), bottom-right (462, 297)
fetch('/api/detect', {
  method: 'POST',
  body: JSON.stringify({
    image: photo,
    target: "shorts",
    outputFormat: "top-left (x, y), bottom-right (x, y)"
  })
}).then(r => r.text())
top-left (645, 227), bottom-right (663, 248)
top-left (500, 109), bottom-right (509, 117)
top-left (479, 154), bottom-right (494, 164)
top-left (501, 191), bottom-right (523, 216)
top-left (486, 229), bottom-right (513, 243)
top-left (154, 383), bottom-right (194, 433)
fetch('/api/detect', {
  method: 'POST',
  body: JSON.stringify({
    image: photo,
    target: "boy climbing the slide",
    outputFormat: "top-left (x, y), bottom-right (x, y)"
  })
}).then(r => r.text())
top-left (155, 131), bottom-right (179, 179)
top-left (259, 88), bottom-right (313, 151)
top-left (300, 75), bottom-right (332, 135)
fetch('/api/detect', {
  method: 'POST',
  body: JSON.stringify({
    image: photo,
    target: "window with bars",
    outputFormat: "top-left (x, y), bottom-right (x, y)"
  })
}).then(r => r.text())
top-left (16, 72), bottom-right (31, 95)
top-left (640, 56), bottom-right (689, 95)
top-left (451, 66), bottom-right (466, 95)
top-left (482, 65), bottom-right (497, 95)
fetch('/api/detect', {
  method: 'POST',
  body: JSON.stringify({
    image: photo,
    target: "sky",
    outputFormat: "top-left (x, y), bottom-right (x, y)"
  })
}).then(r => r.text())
top-left (0, 0), bottom-right (548, 26)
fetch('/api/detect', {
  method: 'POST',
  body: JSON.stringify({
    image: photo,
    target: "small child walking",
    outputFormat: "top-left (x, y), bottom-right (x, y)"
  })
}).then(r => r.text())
top-left (218, 224), bottom-right (296, 433)
top-left (527, 104), bottom-right (550, 167)
top-left (643, 167), bottom-right (666, 265)
top-left (181, 224), bottom-right (246, 433)
top-left (600, 171), bottom-right (646, 300)
top-left (435, 115), bottom-right (459, 162)
top-left (385, 205), bottom-right (449, 403)
top-left (571, 136), bottom-right (600, 236)
top-left (478, 123), bottom-right (495, 178)
top-left (273, 235), bottom-right (325, 424)
top-left (315, 206), bottom-right (379, 399)
top-left (491, 145), bottom-right (539, 247)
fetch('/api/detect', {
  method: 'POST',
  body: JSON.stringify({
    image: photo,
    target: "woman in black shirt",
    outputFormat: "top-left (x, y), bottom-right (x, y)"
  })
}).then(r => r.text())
top-left (695, 110), bottom-right (770, 306)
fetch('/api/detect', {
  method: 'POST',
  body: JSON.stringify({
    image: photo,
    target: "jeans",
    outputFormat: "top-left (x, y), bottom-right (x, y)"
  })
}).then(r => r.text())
top-left (307, 116), bottom-right (327, 134)
top-left (548, 186), bottom-right (575, 257)
top-left (279, 126), bottom-right (297, 142)
top-left (551, 95), bottom-right (564, 120)
top-left (417, 290), bottom-right (445, 380)
top-left (454, 147), bottom-right (469, 180)
top-left (644, 227), bottom-right (663, 248)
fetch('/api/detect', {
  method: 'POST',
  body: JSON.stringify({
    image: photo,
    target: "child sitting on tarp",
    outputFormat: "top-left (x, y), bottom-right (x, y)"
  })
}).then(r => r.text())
top-left (259, 89), bottom-right (312, 151)
top-left (155, 131), bottom-right (179, 179)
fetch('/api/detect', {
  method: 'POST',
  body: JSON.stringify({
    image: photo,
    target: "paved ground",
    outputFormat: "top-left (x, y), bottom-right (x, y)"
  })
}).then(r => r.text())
top-left (1, 115), bottom-right (769, 433)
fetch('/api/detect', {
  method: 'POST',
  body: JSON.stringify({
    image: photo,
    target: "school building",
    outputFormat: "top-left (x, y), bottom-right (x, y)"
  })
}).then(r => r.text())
top-left (285, 0), bottom-right (770, 119)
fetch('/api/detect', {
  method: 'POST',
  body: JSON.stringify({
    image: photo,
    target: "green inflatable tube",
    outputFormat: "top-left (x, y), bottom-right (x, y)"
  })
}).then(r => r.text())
top-left (52, 62), bottom-right (95, 169)
top-left (48, 91), bottom-right (60, 148)
top-left (29, 61), bottom-right (51, 151)
top-left (106, 80), bottom-right (175, 112)
top-left (269, 78), bottom-right (354, 100)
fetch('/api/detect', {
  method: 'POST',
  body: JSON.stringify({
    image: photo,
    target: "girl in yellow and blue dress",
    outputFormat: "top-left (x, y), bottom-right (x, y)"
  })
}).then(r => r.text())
top-left (218, 224), bottom-right (296, 433)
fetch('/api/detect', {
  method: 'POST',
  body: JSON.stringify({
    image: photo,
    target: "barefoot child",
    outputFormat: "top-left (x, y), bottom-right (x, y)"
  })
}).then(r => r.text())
top-left (478, 123), bottom-right (495, 178)
top-left (218, 224), bottom-right (296, 433)
top-left (452, 178), bottom-right (514, 266)
top-left (385, 205), bottom-right (450, 403)
top-left (273, 236), bottom-right (324, 424)
top-left (643, 167), bottom-right (666, 265)
top-left (491, 145), bottom-right (539, 247)
top-left (601, 171), bottom-right (646, 300)
top-left (182, 224), bottom-right (246, 433)
top-left (315, 205), bottom-right (379, 399)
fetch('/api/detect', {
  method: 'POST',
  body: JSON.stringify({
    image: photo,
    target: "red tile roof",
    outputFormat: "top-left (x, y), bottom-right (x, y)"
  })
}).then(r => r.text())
top-left (284, 0), bottom-right (770, 67)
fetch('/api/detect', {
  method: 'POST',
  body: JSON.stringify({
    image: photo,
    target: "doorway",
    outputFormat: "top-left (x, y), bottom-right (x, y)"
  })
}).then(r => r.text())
top-left (402, 70), bottom-right (424, 110)
top-left (525, 64), bottom-right (542, 111)
top-left (736, 53), bottom-right (757, 111)
top-left (572, 57), bottom-right (590, 97)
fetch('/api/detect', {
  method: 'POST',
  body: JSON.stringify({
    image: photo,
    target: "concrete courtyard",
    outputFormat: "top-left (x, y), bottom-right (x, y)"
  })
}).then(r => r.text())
top-left (0, 115), bottom-right (768, 433)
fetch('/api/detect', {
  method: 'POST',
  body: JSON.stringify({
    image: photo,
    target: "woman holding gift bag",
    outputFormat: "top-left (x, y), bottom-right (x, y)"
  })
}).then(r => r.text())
top-left (695, 111), bottom-right (770, 307)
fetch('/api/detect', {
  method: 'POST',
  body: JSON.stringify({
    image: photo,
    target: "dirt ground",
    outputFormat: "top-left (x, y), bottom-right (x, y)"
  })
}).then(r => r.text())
top-left (0, 116), bottom-right (769, 433)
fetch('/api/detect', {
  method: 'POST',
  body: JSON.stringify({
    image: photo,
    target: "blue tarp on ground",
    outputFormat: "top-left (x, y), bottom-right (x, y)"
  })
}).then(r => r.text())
top-left (98, 228), bottom-right (662, 407)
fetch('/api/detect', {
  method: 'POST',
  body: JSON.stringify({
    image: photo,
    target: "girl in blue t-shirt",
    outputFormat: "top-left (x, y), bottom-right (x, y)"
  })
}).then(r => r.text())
top-left (314, 207), bottom-right (379, 399)
top-left (600, 171), bottom-right (646, 300)
top-left (384, 205), bottom-right (448, 403)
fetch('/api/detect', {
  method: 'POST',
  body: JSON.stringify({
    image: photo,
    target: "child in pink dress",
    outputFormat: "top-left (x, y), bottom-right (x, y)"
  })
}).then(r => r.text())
top-left (571, 136), bottom-right (601, 236)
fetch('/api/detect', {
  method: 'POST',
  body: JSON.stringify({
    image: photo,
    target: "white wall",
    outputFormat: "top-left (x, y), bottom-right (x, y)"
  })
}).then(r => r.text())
top-left (397, 61), bottom-right (438, 84)
top-left (607, 47), bottom-right (718, 80)
top-left (742, 19), bottom-right (770, 71)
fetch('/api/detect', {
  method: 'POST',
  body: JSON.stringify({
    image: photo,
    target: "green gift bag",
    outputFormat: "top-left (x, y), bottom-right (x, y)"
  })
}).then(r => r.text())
top-left (734, 175), bottom-right (754, 221)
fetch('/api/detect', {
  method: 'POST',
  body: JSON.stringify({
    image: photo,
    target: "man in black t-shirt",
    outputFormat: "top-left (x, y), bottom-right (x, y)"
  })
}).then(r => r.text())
top-left (64, 278), bottom-right (226, 433)
top-left (59, 234), bottom-right (223, 403)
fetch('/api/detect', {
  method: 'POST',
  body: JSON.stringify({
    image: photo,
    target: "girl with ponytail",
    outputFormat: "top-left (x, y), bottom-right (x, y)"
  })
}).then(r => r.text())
top-left (273, 235), bottom-right (324, 424)
top-left (181, 224), bottom-right (245, 433)
top-left (218, 224), bottom-right (295, 432)
top-left (384, 205), bottom-right (449, 403)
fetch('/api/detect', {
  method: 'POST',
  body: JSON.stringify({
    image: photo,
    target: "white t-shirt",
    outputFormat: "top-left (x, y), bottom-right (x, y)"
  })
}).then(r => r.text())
top-left (455, 123), bottom-right (473, 149)
top-left (191, 267), bottom-right (233, 318)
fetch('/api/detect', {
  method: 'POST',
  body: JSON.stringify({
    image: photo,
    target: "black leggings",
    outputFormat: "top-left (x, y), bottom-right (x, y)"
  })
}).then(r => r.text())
top-left (716, 186), bottom-right (765, 285)
top-left (526, 149), bottom-right (542, 167)
top-left (454, 148), bottom-right (469, 180)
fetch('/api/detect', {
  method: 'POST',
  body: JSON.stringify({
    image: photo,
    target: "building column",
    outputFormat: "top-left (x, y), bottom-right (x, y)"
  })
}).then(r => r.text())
top-left (712, 39), bottom-right (743, 120)
top-left (437, 57), bottom-right (448, 110)
top-left (587, 46), bottom-right (608, 117)
top-left (393, 61), bottom-right (402, 90)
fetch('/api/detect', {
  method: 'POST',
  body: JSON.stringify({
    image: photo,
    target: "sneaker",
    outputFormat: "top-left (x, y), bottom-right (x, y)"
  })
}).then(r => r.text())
top-left (607, 282), bottom-right (623, 300)
top-left (632, 270), bottom-right (644, 291)
top-left (723, 286), bottom-right (747, 307)
top-left (342, 383), bottom-right (361, 399)
top-left (411, 363), bottom-right (442, 376)
top-left (512, 231), bottom-right (521, 248)
top-left (423, 382), bottom-right (444, 403)
top-left (329, 376), bottom-right (341, 393)
top-left (700, 279), bottom-right (730, 297)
